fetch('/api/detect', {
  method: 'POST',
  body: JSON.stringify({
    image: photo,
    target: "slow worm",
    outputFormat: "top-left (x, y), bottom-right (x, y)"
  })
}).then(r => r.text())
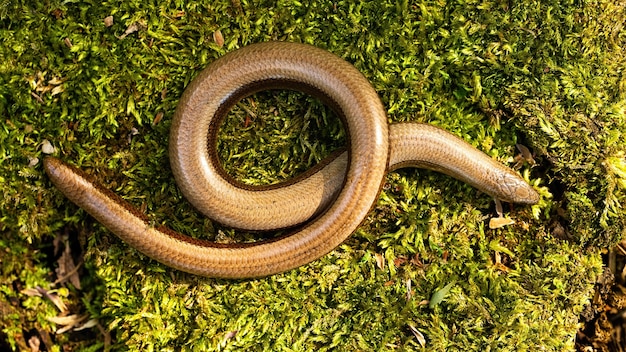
top-left (44, 42), bottom-right (538, 278)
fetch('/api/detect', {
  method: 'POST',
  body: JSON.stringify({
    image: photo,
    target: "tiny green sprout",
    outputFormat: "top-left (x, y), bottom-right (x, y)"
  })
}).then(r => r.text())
top-left (429, 281), bottom-right (456, 309)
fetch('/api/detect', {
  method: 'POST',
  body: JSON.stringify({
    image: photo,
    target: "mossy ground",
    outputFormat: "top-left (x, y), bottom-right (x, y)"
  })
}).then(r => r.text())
top-left (1, 0), bottom-right (625, 351)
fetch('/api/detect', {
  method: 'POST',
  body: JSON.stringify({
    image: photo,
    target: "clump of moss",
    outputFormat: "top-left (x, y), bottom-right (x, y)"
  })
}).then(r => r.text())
top-left (1, 0), bottom-right (624, 350)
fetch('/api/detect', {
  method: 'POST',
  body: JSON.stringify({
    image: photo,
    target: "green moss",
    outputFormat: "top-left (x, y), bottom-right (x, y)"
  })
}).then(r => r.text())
top-left (1, 0), bottom-right (624, 350)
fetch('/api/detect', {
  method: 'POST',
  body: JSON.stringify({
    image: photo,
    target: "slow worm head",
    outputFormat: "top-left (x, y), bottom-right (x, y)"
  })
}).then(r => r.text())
top-left (44, 42), bottom-right (538, 278)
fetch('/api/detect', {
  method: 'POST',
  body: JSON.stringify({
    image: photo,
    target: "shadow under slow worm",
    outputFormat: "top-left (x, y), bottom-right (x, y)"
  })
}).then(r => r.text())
top-left (44, 42), bottom-right (539, 279)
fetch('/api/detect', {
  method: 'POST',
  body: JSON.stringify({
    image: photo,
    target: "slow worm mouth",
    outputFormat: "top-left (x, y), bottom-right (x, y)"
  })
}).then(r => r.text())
top-left (44, 41), bottom-right (536, 278)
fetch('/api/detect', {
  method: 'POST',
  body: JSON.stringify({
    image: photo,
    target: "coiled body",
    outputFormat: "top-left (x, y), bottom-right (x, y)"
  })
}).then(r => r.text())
top-left (44, 42), bottom-right (538, 278)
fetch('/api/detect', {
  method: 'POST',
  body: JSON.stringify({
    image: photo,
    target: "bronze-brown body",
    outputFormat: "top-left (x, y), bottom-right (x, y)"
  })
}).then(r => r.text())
top-left (44, 42), bottom-right (538, 278)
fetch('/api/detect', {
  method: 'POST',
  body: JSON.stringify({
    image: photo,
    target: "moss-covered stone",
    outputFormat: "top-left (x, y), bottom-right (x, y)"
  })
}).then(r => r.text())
top-left (1, 0), bottom-right (624, 350)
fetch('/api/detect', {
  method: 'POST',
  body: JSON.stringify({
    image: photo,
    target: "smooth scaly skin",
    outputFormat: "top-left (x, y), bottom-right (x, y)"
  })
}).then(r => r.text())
top-left (43, 42), bottom-right (539, 279)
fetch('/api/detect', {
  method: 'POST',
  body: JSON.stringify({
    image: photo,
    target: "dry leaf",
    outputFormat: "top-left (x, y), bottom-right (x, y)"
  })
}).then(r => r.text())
top-left (408, 324), bottom-right (426, 347)
top-left (394, 256), bottom-right (407, 267)
top-left (224, 330), bottom-right (238, 340)
top-left (21, 287), bottom-right (41, 297)
top-left (55, 241), bottom-right (81, 289)
top-left (51, 85), bottom-right (64, 96)
top-left (41, 139), bottom-right (56, 154)
top-left (516, 143), bottom-right (535, 165)
top-left (36, 287), bottom-right (67, 312)
top-left (31, 91), bottom-right (44, 103)
top-left (489, 217), bottom-right (515, 229)
top-left (47, 314), bottom-right (84, 326)
top-left (28, 335), bottom-right (40, 352)
top-left (213, 30), bottom-right (224, 47)
top-left (74, 319), bottom-right (98, 331)
top-left (118, 23), bottom-right (139, 39)
top-left (47, 314), bottom-right (89, 334)
top-left (374, 252), bottom-right (385, 270)
top-left (48, 77), bottom-right (64, 85)
top-left (406, 278), bottom-right (412, 300)
top-left (152, 111), bottom-right (164, 125)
